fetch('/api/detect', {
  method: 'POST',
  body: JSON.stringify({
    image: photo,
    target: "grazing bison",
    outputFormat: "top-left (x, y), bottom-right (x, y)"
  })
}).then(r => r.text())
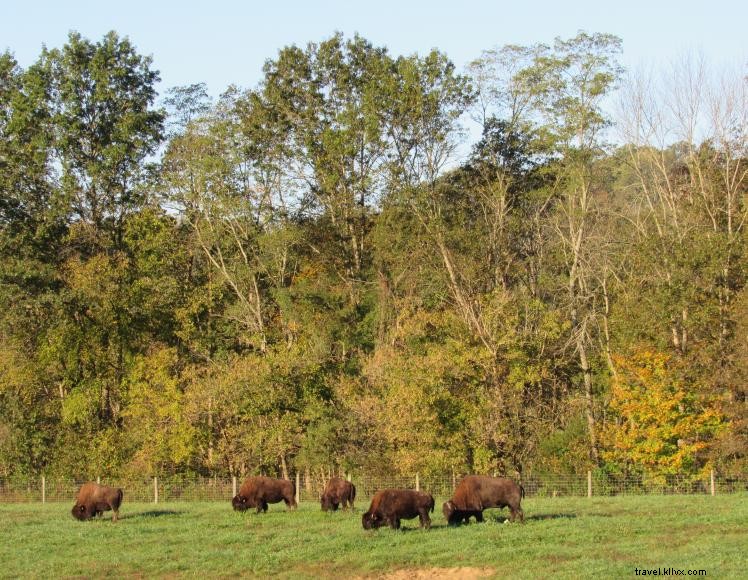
top-left (362, 489), bottom-right (434, 530)
top-left (443, 475), bottom-right (524, 525)
top-left (71, 482), bottom-right (123, 522)
top-left (232, 476), bottom-right (297, 513)
top-left (321, 477), bottom-right (356, 512)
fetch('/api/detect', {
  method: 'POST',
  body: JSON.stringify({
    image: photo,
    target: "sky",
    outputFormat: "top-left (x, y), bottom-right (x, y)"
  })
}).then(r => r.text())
top-left (3, 0), bottom-right (746, 100)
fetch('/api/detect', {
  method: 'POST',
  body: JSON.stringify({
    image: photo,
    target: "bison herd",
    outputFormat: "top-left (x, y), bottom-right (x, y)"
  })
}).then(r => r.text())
top-left (71, 475), bottom-right (524, 530)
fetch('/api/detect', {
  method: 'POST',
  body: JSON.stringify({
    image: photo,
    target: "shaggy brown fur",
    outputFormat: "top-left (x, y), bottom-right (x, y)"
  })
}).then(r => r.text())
top-left (362, 489), bottom-right (434, 530)
top-left (232, 476), bottom-right (297, 513)
top-left (321, 477), bottom-right (356, 511)
top-left (71, 482), bottom-right (123, 522)
top-left (443, 475), bottom-right (524, 525)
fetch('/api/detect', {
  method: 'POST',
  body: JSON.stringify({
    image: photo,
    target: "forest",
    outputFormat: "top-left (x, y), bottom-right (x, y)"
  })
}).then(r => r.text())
top-left (0, 30), bottom-right (745, 482)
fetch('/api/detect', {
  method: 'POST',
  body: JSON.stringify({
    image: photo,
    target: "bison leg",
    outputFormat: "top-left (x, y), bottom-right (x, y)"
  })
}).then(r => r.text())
top-left (510, 506), bottom-right (524, 523)
top-left (112, 509), bottom-right (118, 523)
top-left (419, 510), bottom-right (431, 530)
top-left (475, 511), bottom-right (484, 523)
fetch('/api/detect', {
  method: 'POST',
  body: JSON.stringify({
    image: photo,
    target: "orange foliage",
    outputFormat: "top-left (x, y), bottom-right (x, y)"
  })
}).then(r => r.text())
top-left (601, 349), bottom-right (724, 480)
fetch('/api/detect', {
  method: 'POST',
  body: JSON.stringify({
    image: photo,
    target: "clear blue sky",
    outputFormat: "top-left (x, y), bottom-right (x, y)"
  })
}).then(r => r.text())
top-left (3, 0), bottom-right (746, 99)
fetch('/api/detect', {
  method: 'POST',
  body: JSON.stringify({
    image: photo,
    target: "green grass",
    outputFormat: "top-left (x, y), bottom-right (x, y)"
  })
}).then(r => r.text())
top-left (1, 495), bottom-right (746, 578)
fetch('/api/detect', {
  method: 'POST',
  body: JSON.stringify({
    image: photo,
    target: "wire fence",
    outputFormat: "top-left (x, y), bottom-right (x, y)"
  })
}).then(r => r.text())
top-left (1, 471), bottom-right (746, 504)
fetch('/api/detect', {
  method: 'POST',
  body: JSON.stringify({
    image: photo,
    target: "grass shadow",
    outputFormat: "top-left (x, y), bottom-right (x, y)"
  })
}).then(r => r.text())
top-left (468, 513), bottom-right (522, 524)
top-left (452, 512), bottom-right (578, 524)
top-left (364, 522), bottom-right (449, 533)
top-left (121, 509), bottom-right (184, 520)
top-left (524, 513), bottom-right (578, 522)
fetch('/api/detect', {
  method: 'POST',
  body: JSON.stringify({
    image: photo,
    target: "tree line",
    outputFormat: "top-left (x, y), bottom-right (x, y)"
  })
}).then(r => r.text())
top-left (0, 31), bottom-right (745, 482)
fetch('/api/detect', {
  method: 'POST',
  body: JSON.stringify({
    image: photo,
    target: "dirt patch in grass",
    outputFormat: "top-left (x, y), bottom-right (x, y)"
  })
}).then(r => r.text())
top-left (367, 567), bottom-right (495, 579)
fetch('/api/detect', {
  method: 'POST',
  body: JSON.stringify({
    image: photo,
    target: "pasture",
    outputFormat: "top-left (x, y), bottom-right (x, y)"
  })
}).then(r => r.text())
top-left (1, 494), bottom-right (745, 578)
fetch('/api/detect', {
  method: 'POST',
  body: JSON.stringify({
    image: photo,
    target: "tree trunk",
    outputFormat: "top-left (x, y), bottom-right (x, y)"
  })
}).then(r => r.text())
top-left (578, 333), bottom-right (600, 465)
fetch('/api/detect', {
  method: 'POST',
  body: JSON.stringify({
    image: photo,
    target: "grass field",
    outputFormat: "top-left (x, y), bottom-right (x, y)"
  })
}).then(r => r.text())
top-left (1, 494), bottom-right (746, 578)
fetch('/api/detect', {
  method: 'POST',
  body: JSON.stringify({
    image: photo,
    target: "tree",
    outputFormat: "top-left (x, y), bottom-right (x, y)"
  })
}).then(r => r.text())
top-left (41, 31), bottom-right (163, 242)
top-left (163, 82), bottom-right (211, 137)
top-left (601, 349), bottom-right (724, 481)
top-left (517, 32), bottom-right (624, 464)
top-left (258, 34), bottom-right (393, 285)
top-left (617, 57), bottom-right (747, 359)
top-left (616, 57), bottom-right (747, 475)
top-left (0, 52), bottom-right (65, 475)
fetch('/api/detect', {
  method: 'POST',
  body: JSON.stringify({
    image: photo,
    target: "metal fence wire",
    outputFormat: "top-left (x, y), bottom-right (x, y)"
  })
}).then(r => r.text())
top-left (1, 472), bottom-right (746, 504)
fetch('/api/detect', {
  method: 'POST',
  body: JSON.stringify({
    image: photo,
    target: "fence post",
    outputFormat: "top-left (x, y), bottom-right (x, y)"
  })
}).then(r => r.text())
top-left (415, 473), bottom-right (420, 491)
top-left (710, 469), bottom-right (715, 496)
top-left (232, 476), bottom-right (237, 498)
top-left (295, 471), bottom-right (300, 505)
top-left (42, 475), bottom-right (46, 504)
top-left (97, 476), bottom-right (100, 484)
top-left (346, 472), bottom-right (351, 482)
top-left (587, 470), bottom-right (592, 498)
top-left (153, 477), bottom-right (158, 504)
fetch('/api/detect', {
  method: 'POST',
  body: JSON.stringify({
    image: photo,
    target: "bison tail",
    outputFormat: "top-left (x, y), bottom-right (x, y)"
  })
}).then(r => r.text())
top-left (114, 488), bottom-right (124, 509)
top-left (520, 484), bottom-right (525, 499)
top-left (429, 496), bottom-right (435, 513)
top-left (351, 483), bottom-right (356, 501)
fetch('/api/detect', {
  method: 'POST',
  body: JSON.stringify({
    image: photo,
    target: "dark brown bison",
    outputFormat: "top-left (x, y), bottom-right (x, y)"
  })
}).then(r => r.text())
top-left (321, 477), bottom-right (356, 512)
top-left (232, 476), bottom-right (297, 513)
top-left (71, 482), bottom-right (123, 522)
top-left (362, 489), bottom-right (434, 530)
top-left (443, 475), bottom-right (524, 525)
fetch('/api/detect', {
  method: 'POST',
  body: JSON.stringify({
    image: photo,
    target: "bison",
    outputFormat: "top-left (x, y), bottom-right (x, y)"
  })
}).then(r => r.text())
top-left (321, 477), bottom-right (356, 512)
top-left (71, 482), bottom-right (123, 522)
top-left (443, 475), bottom-right (524, 525)
top-left (232, 476), bottom-right (297, 513)
top-left (362, 489), bottom-right (434, 530)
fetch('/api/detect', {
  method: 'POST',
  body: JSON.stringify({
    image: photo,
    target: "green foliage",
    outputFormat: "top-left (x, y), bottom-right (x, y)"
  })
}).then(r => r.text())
top-left (40, 31), bottom-right (163, 235)
top-left (0, 31), bottom-right (744, 481)
top-left (536, 417), bottom-right (591, 475)
top-left (124, 347), bottom-right (196, 475)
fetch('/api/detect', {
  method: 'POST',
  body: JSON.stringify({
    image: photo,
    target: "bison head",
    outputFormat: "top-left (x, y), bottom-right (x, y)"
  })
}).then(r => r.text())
top-left (232, 494), bottom-right (250, 512)
top-left (320, 494), bottom-right (337, 512)
top-left (361, 510), bottom-right (383, 530)
top-left (442, 500), bottom-right (459, 525)
top-left (71, 503), bottom-right (93, 521)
